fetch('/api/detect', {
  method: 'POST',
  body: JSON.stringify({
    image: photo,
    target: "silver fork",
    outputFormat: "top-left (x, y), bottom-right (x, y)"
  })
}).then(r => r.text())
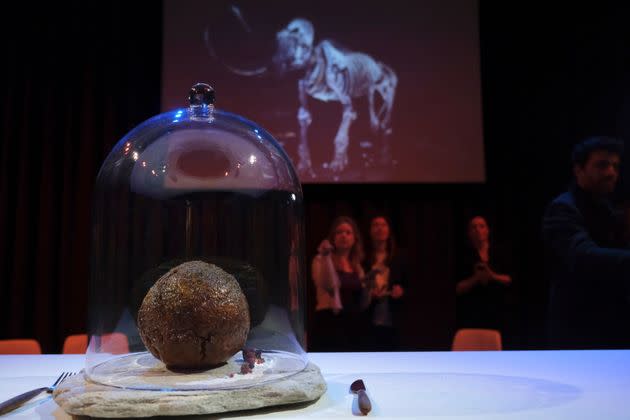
top-left (0, 371), bottom-right (76, 415)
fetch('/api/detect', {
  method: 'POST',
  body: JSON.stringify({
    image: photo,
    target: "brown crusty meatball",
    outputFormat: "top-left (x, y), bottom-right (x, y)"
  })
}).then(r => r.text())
top-left (137, 260), bottom-right (250, 369)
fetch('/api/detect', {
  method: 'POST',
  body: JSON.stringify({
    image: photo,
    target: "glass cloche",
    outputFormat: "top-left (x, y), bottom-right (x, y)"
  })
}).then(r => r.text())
top-left (86, 83), bottom-right (307, 391)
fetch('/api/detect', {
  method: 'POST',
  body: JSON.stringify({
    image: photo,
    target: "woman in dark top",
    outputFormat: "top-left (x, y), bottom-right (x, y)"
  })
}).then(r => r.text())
top-left (311, 216), bottom-right (369, 351)
top-left (456, 216), bottom-right (512, 330)
top-left (363, 216), bottom-right (408, 351)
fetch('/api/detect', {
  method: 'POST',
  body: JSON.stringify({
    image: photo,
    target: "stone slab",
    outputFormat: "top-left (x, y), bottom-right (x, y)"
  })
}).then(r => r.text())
top-left (53, 362), bottom-right (326, 418)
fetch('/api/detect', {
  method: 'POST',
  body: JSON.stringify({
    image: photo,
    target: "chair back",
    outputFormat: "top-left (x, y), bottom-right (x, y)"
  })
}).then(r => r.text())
top-left (63, 333), bottom-right (129, 354)
top-left (452, 328), bottom-right (502, 351)
top-left (0, 339), bottom-right (42, 354)
top-left (62, 334), bottom-right (89, 354)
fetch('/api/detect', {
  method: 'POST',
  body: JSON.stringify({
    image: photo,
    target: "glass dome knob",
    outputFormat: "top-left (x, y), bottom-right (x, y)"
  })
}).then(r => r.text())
top-left (188, 83), bottom-right (215, 120)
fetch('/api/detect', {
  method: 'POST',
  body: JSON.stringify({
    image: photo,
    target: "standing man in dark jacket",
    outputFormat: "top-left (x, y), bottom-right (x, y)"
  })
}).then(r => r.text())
top-left (543, 136), bottom-right (630, 349)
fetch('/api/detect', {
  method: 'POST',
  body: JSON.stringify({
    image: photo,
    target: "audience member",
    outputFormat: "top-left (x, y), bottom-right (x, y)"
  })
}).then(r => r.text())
top-left (455, 215), bottom-right (512, 331)
top-left (363, 216), bottom-right (408, 351)
top-left (543, 136), bottom-right (630, 349)
top-left (310, 216), bottom-right (369, 351)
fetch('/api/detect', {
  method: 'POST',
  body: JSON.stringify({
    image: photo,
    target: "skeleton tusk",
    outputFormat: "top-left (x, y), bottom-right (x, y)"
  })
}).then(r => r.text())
top-left (203, 6), bottom-right (269, 77)
top-left (230, 5), bottom-right (252, 33)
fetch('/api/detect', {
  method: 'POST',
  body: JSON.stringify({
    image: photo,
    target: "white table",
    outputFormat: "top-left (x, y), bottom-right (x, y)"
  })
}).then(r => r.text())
top-left (0, 350), bottom-right (629, 418)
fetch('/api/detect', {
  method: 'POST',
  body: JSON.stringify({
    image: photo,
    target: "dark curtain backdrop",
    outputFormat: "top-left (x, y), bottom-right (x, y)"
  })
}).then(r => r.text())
top-left (0, 3), bottom-right (162, 352)
top-left (2, 3), bottom-right (630, 352)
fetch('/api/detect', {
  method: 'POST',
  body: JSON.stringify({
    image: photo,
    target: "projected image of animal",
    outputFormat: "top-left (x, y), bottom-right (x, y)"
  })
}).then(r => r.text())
top-left (272, 18), bottom-right (397, 177)
top-left (206, 12), bottom-right (398, 179)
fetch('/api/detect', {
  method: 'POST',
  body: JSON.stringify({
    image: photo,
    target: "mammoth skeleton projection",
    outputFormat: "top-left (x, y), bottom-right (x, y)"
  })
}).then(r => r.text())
top-left (205, 13), bottom-right (398, 179)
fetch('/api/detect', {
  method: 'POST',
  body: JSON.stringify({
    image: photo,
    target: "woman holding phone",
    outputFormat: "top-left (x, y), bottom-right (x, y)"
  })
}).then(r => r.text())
top-left (311, 216), bottom-right (370, 351)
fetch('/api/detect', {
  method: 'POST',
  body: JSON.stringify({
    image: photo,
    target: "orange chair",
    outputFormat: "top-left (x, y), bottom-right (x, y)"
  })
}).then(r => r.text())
top-left (452, 328), bottom-right (502, 351)
top-left (0, 339), bottom-right (42, 354)
top-left (63, 333), bottom-right (129, 354)
top-left (62, 334), bottom-right (89, 354)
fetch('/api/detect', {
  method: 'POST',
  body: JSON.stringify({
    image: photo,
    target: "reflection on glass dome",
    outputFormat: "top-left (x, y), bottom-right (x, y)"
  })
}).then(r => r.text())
top-left (87, 83), bottom-right (307, 390)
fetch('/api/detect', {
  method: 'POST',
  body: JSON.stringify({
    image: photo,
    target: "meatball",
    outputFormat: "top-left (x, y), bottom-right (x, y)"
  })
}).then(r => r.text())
top-left (137, 260), bottom-right (250, 369)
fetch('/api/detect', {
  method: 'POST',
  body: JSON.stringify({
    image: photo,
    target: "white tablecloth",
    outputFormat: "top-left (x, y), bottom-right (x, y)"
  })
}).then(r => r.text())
top-left (0, 350), bottom-right (629, 418)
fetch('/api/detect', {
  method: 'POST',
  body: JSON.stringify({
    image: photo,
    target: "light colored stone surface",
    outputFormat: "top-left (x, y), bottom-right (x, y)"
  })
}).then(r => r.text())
top-left (53, 362), bottom-right (326, 418)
